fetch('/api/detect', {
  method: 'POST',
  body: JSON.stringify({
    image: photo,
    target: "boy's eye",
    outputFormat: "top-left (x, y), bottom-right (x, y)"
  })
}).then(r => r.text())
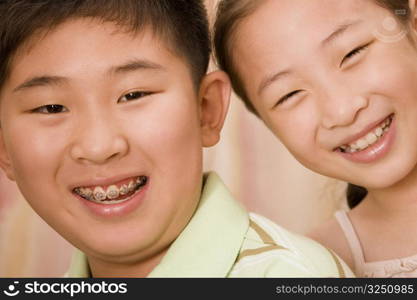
top-left (32, 104), bottom-right (68, 114)
top-left (340, 42), bottom-right (371, 67)
top-left (275, 90), bottom-right (302, 107)
top-left (118, 91), bottom-right (152, 103)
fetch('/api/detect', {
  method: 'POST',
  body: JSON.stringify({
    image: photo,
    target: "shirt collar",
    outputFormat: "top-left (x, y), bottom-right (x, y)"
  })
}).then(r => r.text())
top-left (148, 172), bottom-right (249, 277)
top-left (66, 172), bottom-right (249, 277)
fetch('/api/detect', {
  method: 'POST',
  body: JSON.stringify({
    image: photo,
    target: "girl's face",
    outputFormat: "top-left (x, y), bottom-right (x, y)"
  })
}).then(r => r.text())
top-left (234, 0), bottom-right (417, 189)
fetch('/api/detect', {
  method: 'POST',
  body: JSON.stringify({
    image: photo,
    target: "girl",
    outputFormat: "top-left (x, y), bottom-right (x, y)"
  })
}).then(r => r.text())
top-left (214, 0), bottom-right (417, 277)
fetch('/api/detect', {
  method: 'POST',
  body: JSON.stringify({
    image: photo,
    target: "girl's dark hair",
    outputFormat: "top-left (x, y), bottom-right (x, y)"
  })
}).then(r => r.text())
top-left (0, 0), bottom-right (211, 90)
top-left (214, 0), bottom-right (412, 208)
top-left (346, 184), bottom-right (368, 209)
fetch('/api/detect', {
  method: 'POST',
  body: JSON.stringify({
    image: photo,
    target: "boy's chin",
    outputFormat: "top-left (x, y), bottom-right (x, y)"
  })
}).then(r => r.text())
top-left (77, 229), bottom-right (168, 262)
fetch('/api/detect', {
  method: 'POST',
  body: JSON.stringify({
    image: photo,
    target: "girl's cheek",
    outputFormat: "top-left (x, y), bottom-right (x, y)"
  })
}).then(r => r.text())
top-left (272, 106), bottom-right (318, 154)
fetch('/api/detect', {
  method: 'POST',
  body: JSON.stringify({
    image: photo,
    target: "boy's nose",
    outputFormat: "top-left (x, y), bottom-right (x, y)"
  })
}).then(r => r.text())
top-left (319, 89), bottom-right (368, 130)
top-left (70, 114), bottom-right (129, 165)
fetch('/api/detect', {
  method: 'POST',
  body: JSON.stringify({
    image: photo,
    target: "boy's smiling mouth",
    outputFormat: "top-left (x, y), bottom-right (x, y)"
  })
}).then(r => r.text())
top-left (73, 175), bottom-right (148, 204)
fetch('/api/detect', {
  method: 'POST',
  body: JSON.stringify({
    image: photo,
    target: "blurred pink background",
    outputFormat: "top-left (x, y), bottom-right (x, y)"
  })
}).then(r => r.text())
top-left (0, 0), bottom-right (346, 277)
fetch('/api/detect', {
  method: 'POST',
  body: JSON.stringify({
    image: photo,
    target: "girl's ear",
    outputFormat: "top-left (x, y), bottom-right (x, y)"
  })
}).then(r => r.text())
top-left (198, 70), bottom-right (231, 148)
top-left (0, 129), bottom-right (16, 181)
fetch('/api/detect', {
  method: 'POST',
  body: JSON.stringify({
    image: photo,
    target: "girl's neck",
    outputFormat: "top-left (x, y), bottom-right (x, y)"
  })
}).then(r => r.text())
top-left (364, 165), bottom-right (417, 217)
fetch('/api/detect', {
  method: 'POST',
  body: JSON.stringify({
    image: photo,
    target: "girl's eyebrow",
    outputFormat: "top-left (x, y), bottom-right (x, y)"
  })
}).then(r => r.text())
top-left (258, 70), bottom-right (291, 96)
top-left (258, 20), bottom-right (364, 96)
top-left (321, 19), bottom-right (363, 48)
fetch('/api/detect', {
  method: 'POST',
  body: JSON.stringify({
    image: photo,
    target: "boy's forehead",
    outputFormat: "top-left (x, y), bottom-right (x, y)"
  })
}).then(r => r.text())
top-left (8, 19), bottom-right (186, 84)
top-left (19, 18), bottom-right (171, 59)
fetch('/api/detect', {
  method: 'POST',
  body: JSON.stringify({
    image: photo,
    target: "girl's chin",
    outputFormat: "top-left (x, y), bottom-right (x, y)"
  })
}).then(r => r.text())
top-left (346, 168), bottom-right (416, 191)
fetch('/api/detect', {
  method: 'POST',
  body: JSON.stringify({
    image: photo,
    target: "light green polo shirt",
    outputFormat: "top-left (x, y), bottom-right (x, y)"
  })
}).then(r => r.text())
top-left (66, 172), bottom-right (353, 277)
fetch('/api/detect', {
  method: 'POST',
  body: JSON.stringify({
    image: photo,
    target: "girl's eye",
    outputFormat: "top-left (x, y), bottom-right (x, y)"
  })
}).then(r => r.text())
top-left (275, 90), bottom-right (302, 107)
top-left (118, 91), bottom-right (152, 103)
top-left (32, 104), bottom-right (68, 114)
top-left (340, 43), bottom-right (371, 67)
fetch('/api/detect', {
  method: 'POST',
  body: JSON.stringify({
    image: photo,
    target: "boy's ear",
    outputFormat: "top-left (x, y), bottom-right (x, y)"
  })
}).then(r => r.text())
top-left (0, 129), bottom-right (15, 181)
top-left (198, 70), bottom-right (231, 147)
top-left (410, 0), bottom-right (417, 29)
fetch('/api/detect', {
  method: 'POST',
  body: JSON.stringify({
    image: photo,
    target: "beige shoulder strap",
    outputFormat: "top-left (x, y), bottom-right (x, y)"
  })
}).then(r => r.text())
top-left (334, 210), bottom-right (366, 275)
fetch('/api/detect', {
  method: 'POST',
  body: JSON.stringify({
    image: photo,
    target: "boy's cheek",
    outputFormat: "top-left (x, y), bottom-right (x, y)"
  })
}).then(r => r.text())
top-left (2, 131), bottom-right (58, 185)
top-left (0, 131), bottom-right (16, 181)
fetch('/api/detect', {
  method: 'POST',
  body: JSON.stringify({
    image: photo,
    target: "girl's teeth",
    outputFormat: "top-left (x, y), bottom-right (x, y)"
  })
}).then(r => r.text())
top-left (350, 145), bottom-right (360, 152)
top-left (375, 127), bottom-right (383, 137)
top-left (365, 132), bottom-right (378, 144)
top-left (339, 116), bottom-right (393, 153)
top-left (356, 138), bottom-right (368, 150)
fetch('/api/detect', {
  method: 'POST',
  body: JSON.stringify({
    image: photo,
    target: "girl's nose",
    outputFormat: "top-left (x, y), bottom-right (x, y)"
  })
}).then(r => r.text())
top-left (320, 90), bottom-right (368, 130)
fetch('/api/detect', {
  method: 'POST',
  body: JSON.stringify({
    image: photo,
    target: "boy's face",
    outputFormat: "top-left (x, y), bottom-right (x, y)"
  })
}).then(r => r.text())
top-left (233, 0), bottom-right (417, 190)
top-left (0, 19), bottom-right (228, 267)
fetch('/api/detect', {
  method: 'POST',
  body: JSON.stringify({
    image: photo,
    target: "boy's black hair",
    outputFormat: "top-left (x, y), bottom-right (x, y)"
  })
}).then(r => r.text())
top-left (0, 0), bottom-right (211, 90)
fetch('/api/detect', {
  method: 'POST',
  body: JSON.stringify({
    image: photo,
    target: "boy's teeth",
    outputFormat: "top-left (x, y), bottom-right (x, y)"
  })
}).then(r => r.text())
top-left (79, 188), bottom-right (93, 200)
top-left (136, 177), bottom-right (145, 184)
top-left (128, 180), bottom-right (135, 191)
top-left (119, 184), bottom-right (129, 196)
top-left (93, 186), bottom-right (107, 201)
top-left (74, 176), bottom-right (147, 202)
top-left (339, 116), bottom-right (393, 153)
top-left (106, 185), bottom-right (119, 200)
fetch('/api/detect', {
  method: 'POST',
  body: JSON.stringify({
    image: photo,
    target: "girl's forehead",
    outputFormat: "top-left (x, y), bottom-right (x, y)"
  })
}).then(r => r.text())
top-left (234, 0), bottom-right (388, 56)
top-left (241, 0), bottom-right (382, 32)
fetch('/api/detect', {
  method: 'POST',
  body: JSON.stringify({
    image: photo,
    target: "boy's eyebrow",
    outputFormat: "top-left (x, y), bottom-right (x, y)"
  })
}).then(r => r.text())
top-left (110, 59), bottom-right (165, 74)
top-left (321, 19), bottom-right (363, 47)
top-left (13, 76), bottom-right (67, 93)
top-left (12, 59), bottom-right (165, 93)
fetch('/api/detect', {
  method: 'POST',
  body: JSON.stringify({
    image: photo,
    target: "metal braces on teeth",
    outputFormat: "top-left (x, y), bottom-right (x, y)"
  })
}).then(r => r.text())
top-left (74, 176), bottom-right (147, 202)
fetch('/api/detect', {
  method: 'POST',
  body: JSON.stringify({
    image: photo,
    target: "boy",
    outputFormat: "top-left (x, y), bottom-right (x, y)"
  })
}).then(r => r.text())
top-left (0, 0), bottom-right (350, 277)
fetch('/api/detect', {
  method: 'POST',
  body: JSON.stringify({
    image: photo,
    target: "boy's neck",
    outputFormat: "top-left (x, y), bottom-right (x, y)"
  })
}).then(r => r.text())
top-left (87, 247), bottom-right (168, 278)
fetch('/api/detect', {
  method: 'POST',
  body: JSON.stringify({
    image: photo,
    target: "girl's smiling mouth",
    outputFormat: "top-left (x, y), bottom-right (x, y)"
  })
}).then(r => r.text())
top-left (334, 114), bottom-right (396, 163)
top-left (338, 114), bottom-right (394, 153)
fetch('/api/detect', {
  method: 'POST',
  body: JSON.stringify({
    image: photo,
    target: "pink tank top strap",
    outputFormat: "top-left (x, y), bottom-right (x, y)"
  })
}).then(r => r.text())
top-left (334, 210), bottom-right (366, 275)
